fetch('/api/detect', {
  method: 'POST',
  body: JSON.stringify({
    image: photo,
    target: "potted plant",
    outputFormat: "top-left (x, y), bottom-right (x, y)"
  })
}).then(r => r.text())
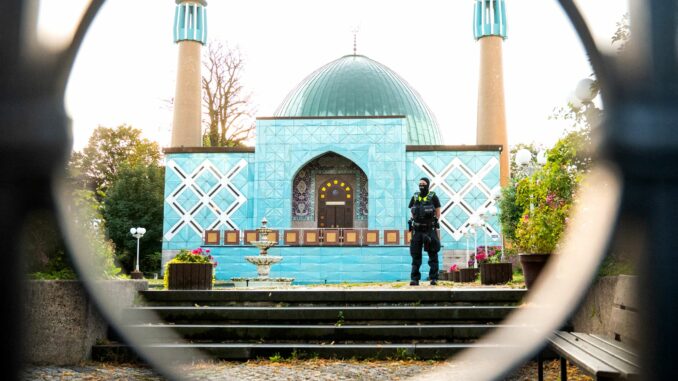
top-left (501, 134), bottom-right (584, 288)
top-left (448, 264), bottom-right (460, 282)
top-left (164, 248), bottom-right (217, 290)
top-left (459, 258), bottom-right (479, 283)
top-left (477, 246), bottom-right (512, 285)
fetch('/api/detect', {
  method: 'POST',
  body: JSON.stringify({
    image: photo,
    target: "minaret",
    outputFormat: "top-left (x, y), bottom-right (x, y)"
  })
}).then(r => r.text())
top-left (474, 0), bottom-right (509, 186)
top-left (171, 0), bottom-right (208, 147)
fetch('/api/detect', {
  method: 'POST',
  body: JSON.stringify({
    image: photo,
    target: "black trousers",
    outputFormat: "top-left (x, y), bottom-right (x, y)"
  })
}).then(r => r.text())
top-left (409, 229), bottom-right (440, 281)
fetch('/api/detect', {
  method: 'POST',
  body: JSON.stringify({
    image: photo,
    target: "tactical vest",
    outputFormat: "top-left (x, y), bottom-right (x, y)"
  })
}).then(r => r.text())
top-left (411, 191), bottom-right (436, 223)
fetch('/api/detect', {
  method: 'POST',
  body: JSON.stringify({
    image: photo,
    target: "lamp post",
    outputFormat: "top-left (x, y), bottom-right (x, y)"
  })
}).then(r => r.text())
top-left (487, 205), bottom-right (504, 261)
top-left (130, 227), bottom-right (146, 279)
top-left (479, 209), bottom-right (489, 261)
top-left (515, 148), bottom-right (547, 178)
top-left (515, 149), bottom-right (547, 214)
top-left (462, 227), bottom-right (471, 268)
top-left (470, 215), bottom-right (482, 268)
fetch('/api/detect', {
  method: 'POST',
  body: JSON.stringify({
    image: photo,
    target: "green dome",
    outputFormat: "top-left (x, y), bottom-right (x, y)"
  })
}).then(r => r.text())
top-left (274, 55), bottom-right (442, 145)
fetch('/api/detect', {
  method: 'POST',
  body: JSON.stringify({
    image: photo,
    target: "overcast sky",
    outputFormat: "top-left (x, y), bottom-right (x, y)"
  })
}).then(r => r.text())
top-left (41, 0), bottom-right (628, 150)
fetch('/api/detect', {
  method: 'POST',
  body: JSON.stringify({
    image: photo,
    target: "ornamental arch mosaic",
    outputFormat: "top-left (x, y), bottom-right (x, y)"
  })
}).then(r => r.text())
top-left (291, 152), bottom-right (368, 229)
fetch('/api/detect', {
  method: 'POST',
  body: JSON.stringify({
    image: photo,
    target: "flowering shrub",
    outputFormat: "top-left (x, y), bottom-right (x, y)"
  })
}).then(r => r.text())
top-left (501, 130), bottom-right (586, 254)
top-left (170, 247), bottom-right (217, 266)
top-left (449, 264), bottom-right (459, 272)
top-left (475, 246), bottom-right (503, 264)
top-left (163, 247), bottom-right (217, 289)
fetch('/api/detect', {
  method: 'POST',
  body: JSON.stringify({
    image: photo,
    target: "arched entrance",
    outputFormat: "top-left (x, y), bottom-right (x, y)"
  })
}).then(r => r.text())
top-left (291, 152), bottom-right (368, 229)
top-left (317, 177), bottom-right (354, 228)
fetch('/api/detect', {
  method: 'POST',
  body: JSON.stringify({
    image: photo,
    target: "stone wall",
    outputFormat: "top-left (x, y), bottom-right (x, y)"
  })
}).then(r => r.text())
top-left (572, 275), bottom-right (637, 342)
top-left (23, 280), bottom-right (147, 365)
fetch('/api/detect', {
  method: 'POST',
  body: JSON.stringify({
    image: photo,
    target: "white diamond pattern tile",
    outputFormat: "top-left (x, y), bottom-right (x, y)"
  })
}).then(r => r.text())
top-left (164, 158), bottom-right (248, 241)
top-left (414, 156), bottom-right (500, 240)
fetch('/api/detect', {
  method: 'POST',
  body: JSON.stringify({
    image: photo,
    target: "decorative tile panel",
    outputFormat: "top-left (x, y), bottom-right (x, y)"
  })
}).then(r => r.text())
top-left (406, 151), bottom-right (501, 250)
top-left (163, 153), bottom-right (254, 251)
top-left (255, 118), bottom-right (407, 231)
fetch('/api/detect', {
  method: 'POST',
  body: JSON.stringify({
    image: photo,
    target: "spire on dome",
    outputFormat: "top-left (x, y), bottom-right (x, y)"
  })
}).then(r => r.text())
top-left (352, 27), bottom-right (360, 56)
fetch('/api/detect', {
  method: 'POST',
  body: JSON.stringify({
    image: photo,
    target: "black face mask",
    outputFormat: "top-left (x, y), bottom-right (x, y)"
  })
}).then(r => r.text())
top-left (419, 184), bottom-right (428, 194)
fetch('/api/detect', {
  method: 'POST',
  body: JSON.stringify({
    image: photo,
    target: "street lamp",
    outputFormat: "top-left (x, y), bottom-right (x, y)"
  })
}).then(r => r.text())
top-left (487, 205), bottom-right (504, 261)
top-left (570, 78), bottom-right (602, 128)
top-left (515, 148), bottom-right (547, 178)
top-left (461, 227), bottom-right (473, 268)
top-left (130, 227), bottom-right (146, 279)
top-left (479, 209), bottom-right (490, 261)
top-left (514, 149), bottom-right (547, 214)
top-left (470, 215), bottom-right (482, 268)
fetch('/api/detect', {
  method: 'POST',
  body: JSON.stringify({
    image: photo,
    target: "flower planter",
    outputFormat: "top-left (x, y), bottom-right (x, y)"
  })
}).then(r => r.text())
top-left (519, 254), bottom-right (552, 289)
top-left (479, 263), bottom-right (513, 285)
top-left (459, 268), bottom-right (479, 283)
top-left (167, 263), bottom-right (213, 290)
top-left (450, 271), bottom-right (460, 282)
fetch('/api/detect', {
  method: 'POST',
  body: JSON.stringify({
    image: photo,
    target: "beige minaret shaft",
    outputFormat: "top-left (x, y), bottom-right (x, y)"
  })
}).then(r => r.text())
top-left (477, 36), bottom-right (509, 186)
top-left (171, 40), bottom-right (202, 147)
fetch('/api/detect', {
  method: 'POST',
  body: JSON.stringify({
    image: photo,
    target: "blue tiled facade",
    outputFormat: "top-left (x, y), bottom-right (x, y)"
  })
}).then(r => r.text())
top-left (255, 117), bottom-right (408, 230)
top-left (163, 152), bottom-right (255, 251)
top-left (162, 117), bottom-right (500, 283)
top-left (210, 246), bottom-right (412, 284)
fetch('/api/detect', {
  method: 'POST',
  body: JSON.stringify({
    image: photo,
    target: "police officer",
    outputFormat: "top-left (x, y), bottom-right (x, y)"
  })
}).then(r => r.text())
top-left (408, 177), bottom-right (441, 286)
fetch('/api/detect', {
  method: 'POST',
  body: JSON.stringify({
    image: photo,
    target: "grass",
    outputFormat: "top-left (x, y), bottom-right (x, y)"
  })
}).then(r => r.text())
top-left (598, 255), bottom-right (635, 277)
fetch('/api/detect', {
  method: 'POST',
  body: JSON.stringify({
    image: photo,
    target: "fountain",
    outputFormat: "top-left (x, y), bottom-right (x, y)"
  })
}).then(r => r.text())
top-left (231, 218), bottom-right (294, 287)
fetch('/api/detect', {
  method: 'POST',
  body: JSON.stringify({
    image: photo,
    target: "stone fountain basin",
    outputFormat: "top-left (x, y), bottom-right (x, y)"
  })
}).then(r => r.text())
top-left (231, 277), bottom-right (294, 288)
top-left (250, 240), bottom-right (277, 249)
top-left (244, 256), bottom-right (283, 265)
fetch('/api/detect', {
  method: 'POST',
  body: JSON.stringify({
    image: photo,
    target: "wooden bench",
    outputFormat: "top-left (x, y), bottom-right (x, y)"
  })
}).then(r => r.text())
top-left (540, 331), bottom-right (639, 380)
top-left (539, 275), bottom-right (640, 380)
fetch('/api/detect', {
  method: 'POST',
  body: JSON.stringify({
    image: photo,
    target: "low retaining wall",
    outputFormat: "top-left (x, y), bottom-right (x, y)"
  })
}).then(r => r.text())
top-left (23, 280), bottom-right (148, 365)
top-left (572, 275), bottom-right (637, 341)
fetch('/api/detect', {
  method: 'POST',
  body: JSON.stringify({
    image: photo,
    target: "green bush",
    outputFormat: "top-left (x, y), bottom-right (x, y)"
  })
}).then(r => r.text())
top-left (141, 251), bottom-right (162, 275)
top-left (503, 130), bottom-right (587, 254)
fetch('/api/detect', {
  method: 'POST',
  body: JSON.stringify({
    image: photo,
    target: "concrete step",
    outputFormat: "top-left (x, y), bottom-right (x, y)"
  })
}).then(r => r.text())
top-left (98, 288), bottom-right (526, 362)
top-left (124, 323), bottom-right (506, 343)
top-left (139, 289), bottom-right (526, 306)
top-left (92, 342), bottom-right (515, 362)
top-left (123, 305), bottom-right (516, 324)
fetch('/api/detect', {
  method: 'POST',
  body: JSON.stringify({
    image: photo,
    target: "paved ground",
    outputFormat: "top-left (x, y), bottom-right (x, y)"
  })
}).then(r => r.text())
top-left (22, 359), bottom-right (592, 380)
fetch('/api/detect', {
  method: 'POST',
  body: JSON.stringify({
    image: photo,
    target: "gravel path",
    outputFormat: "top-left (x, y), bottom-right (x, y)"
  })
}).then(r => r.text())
top-left (22, 360), bottom-right (592, 380)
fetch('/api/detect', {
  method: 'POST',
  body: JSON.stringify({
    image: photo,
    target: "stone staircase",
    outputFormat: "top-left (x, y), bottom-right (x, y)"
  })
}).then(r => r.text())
top-left (92, 288), bottom-right (526, 361)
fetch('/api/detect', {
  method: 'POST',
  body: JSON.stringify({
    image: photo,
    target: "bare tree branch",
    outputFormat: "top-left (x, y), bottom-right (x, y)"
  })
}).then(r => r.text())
top-left (201, 41), bottom-right (256, 147)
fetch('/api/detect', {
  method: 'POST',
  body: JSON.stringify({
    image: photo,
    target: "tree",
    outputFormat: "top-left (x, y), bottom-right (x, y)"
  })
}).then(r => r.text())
top-left (103, 164), bottom-right (165, 274)
top-left (70, 125), bottom-right (161, 198)
top-left (202, 42), bottom-right (256, 147)
top-left (612, 13), bottom-right (630, 52)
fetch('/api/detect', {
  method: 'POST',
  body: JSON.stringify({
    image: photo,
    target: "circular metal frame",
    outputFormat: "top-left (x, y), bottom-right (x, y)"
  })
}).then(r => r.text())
top-left (6, 0), bottom-right (672, 379)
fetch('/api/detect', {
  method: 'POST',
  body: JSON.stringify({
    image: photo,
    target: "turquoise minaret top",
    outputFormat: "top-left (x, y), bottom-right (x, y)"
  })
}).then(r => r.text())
top-left (473, 0), bottom-right (507, 40)
top-left (173, 0), bottom-right (208, 44)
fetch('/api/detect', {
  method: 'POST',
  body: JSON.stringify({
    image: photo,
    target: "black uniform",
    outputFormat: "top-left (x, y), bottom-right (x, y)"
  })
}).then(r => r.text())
top-left (408, 191), bottom-right (441, 282)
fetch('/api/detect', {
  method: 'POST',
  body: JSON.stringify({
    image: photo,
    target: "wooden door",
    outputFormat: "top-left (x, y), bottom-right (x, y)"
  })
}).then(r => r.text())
top-left (317, 177), bottom-right (354, 228)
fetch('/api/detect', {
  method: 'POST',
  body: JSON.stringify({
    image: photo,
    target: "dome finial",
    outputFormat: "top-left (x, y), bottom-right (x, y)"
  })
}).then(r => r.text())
top-left (352, 26), bottom-right (360, 56)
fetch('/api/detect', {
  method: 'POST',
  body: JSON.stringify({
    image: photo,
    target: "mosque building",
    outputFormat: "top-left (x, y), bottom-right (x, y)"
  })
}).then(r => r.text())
top-left (162, 0), bottom-right (508, 283)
